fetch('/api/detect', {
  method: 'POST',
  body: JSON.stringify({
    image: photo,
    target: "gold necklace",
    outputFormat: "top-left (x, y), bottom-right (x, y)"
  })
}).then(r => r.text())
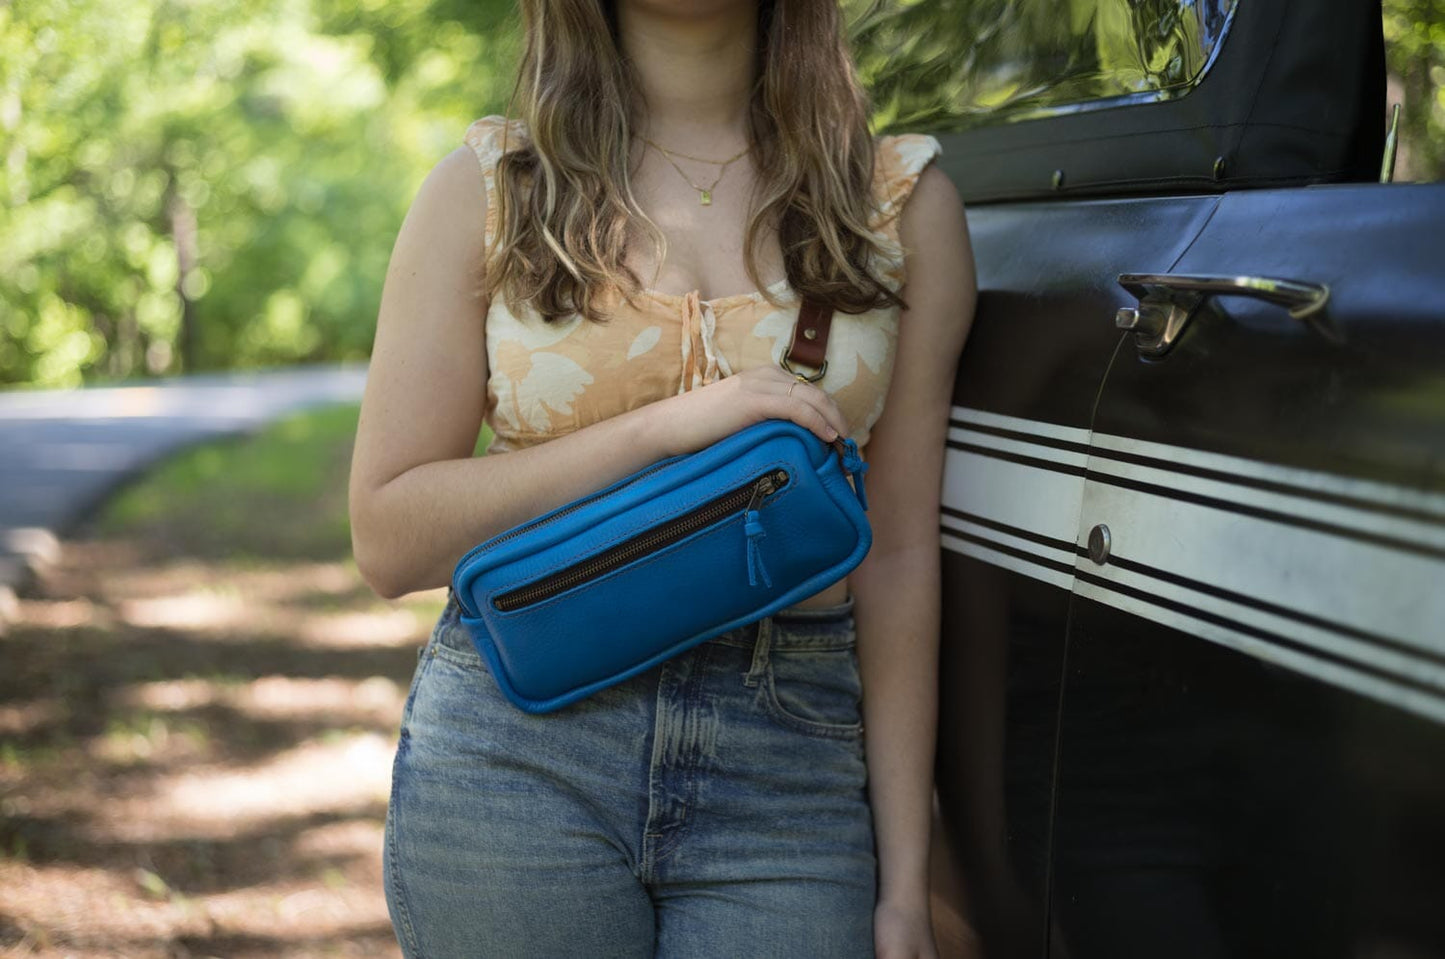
top-left (642, 137), bottom-right (751, 206)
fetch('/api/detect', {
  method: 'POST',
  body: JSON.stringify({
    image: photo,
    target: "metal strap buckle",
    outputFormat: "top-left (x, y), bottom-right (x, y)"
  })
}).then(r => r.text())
top-left (780, 355), bottom-right (827, 382)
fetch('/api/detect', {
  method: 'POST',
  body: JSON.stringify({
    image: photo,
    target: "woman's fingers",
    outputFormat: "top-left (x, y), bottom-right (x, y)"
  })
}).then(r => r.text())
top-left (728, 365), bottom-right (850, 444)
top-left (772, 370), bottom-right (849, 441)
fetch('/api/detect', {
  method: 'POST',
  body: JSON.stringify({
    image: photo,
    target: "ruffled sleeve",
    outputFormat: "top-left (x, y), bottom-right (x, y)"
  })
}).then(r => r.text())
top-left (463, 114), bottom-right (530, 257)
top-left (869, 132), bottom-right (944, 289)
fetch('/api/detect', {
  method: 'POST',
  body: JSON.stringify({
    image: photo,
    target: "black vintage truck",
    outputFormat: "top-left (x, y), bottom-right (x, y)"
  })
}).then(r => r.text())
top-left (862, 0), bottom-right (1445, 955)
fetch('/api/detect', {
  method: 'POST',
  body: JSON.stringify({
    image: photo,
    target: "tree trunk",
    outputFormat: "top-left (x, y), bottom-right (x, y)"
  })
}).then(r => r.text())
top-left (169, 183), bottom-right (199, 373)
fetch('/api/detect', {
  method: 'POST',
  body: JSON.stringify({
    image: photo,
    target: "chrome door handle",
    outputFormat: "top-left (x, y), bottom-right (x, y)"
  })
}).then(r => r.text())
top-left (1115, 273), bottom-right (1333, 357)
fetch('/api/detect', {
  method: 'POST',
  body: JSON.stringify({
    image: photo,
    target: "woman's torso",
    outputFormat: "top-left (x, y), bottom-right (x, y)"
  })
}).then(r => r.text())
top-left (464, 115), bottom-right (941, 607)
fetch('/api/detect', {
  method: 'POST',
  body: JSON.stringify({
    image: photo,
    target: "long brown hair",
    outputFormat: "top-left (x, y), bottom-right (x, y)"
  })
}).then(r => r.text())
top-left (483, 0), bottom-right (909, 325)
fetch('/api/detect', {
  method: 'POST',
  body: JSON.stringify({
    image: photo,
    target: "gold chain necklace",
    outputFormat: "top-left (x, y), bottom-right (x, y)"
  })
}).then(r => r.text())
top-left (641, 136), bottom-right (751, 206)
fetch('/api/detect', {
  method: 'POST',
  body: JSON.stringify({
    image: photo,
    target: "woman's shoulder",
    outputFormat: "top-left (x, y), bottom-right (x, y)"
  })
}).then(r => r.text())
top-left (462, 115), bottom-right (533, 253)
top-left (869, 130), bottom-right (944, 231)
top-left (463, 114), bottom-right (532, 165)
top-left (874, 129), bottom-right (943, 160)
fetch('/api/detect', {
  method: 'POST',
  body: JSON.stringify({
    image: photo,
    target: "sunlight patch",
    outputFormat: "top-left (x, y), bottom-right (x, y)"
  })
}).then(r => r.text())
top-left (296, 608), bottom-right (422, 647)
top-left (103, 734), bottom-right (395, 840)
top-left (118, 592), bottom-right (251, 631)
top-left (121, 675), bottom-right (404, 723)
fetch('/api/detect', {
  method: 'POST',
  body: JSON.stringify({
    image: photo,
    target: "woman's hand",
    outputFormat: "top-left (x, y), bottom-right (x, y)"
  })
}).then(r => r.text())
top-left (875, 898), bottom-right (940, 959)
top-left (651, 364), bottom-right (851, 457)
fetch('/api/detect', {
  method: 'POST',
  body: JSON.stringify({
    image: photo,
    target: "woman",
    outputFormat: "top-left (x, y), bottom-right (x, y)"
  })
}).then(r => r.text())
top-left (348, 0), bottom-right (976, 953)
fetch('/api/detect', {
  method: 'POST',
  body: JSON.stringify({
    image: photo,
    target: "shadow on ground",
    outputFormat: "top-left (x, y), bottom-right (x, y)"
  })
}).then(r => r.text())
top-left (0, 407), bottom-right (446, 958)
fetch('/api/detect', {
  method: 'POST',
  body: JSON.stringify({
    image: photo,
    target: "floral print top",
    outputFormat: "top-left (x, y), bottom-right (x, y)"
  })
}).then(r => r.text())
top-left (463, 115), bottom-right (942, 458)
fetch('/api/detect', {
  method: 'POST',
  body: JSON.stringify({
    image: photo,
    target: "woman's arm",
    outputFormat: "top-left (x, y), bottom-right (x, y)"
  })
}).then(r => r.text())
top-left (348, 148), bottom-right (684, 598)
top-left (851, 163), bottom-right (977, 957)
top-left (348, 148), bottom-right (850, 599)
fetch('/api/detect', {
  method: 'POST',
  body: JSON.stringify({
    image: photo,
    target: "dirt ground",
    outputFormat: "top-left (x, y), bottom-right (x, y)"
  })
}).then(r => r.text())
top-left (0, 546), bottom-right (988, 959)
top-left (0, 533), bottom-right (444, 958)
top-left (0, 404), bottom-right (983, 958)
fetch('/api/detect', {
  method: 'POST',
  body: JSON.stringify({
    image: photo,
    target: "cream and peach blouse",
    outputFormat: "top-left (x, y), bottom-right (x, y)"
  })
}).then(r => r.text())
top-left (463, 115), bottom-right (942, 458)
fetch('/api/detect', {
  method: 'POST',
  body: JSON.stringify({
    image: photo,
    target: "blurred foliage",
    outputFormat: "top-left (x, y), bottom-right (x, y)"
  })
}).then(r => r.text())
top-left (1383, 0), bottom-right (1445, 180)
top-left (1, 0), bottom-right (517, 388)
top-left (2, 0), bottom-right (1441, 388)
top-left (852, 0), bottom-right (1234, 129)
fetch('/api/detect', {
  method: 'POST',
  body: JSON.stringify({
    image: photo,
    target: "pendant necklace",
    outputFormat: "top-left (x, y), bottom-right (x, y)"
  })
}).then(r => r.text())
top-left (642, 136), bottom-right (751, 206)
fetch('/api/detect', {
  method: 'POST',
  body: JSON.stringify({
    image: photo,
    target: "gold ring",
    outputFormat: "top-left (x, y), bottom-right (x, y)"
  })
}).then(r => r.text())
top-left (787, 381), bottom-right (797, 398)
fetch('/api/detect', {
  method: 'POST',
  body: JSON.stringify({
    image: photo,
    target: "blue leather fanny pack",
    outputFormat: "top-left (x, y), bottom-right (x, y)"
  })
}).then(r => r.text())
top-left (450, 418), bottom-right (873, 713)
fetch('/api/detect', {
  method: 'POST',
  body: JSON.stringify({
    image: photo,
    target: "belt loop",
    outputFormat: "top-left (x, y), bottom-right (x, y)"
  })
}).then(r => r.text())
top-left (743, 616), bottom-right (773, 687)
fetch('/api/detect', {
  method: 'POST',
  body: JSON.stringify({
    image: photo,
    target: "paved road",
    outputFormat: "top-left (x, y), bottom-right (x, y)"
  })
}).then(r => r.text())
top-left (0, 364), bottom-right (369, 607)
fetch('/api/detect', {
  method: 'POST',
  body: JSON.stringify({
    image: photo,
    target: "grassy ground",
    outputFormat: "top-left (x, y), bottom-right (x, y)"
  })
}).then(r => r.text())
top-left (0, 403), bottom-right (486, 957)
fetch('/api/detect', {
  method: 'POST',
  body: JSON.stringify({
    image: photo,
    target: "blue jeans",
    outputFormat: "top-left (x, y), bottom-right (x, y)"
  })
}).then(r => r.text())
top-left (384, 588), bottom-right (876, 958)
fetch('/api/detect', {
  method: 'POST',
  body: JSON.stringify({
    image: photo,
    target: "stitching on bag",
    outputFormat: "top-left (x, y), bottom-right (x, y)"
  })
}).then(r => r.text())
top-left (485, 504), bottom-right (794, 622)
top-left (488, 459), bottom-right (799, 617)
top-left (501, 457), bottom-right (794, 591)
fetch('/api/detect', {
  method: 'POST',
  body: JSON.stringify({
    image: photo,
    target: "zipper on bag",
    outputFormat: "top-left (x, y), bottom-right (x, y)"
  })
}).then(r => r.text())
top-left (456, 456), bottom-right (681, 571)
top-left (491, 467), bottom-right (791, 612)
top-left (460, 428), bottom-right (867, 580)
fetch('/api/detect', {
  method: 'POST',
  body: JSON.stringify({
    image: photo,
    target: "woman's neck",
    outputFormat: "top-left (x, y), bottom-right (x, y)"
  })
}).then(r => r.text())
top-left (615, 0), bottom-right (759, 153)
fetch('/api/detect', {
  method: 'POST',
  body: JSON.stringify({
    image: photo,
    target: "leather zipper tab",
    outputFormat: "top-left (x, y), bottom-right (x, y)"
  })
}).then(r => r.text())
top-left (830, 436), bottom-right (869, 511)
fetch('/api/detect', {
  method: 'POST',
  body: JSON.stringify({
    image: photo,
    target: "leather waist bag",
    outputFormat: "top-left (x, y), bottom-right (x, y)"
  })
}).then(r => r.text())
top-left (450, 418), bottom-right (873, 713)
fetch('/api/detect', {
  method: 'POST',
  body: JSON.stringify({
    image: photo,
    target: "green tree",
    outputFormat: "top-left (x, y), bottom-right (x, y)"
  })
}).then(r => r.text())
top-left (1384, 0), bottom-right (1445, 180)
top-left (0, 0), bottom-right (515, 388)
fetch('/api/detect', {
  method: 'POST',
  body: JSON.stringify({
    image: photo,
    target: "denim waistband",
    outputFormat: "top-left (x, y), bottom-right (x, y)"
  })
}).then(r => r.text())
top-left (709, 592), bottom-right (855, 652)
top-left (769, 591), bottom-right (855, 623)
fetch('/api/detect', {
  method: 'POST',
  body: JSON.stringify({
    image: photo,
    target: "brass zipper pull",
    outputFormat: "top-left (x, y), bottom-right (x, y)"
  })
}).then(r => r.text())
top-left (746, 470), bottom-right (781, 512)
top-left (743, 469), bottom-right (788, 589)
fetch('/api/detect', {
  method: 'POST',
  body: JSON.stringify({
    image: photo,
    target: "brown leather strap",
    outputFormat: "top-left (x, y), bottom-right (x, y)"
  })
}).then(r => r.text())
top-left (782, 294), bottom-right (834, 380)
